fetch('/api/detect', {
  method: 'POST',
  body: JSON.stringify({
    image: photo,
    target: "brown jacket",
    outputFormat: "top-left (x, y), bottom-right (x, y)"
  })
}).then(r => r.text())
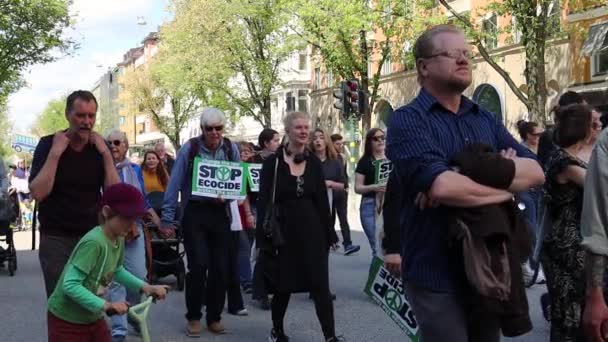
top-left (449, 143), bottom-right (532, 337)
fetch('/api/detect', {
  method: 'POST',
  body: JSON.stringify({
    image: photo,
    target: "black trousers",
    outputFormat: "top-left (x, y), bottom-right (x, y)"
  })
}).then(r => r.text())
top-left (272, 289), bottom-right (336, 339)
top-left (331, 190), bottom-right (352, 246)
top-left (227, 231), bottom-right (244, 312)
top-left (182, 202), bottom-right (230, 324)
top-left (39, 233), bottom-right (81, 298)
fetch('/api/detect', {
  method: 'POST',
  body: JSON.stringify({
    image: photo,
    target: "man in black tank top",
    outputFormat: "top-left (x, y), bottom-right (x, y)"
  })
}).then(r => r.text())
top-left (29, 91), bottom-right (120, 298)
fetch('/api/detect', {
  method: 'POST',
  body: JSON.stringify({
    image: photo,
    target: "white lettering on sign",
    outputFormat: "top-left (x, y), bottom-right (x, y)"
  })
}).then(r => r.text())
top-left (191, 158), bottom-right (247, 200)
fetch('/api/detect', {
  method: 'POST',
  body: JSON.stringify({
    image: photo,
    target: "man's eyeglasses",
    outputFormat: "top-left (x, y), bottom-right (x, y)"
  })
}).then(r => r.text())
top-left (424, 48), bottom-right (472, 60)
top-left (205, 125), bottom-right (224, 132)
top-left (530, 131), bottom-right (544, 137)
top-left (107, 140), bottom-right (122, 147)
top-left (371, 135), bottom-right (385, 142)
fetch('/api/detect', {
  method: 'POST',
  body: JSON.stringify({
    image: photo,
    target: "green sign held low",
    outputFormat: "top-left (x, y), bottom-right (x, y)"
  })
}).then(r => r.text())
top-left (373, 159), bottom-right (393, 184)
top-left (364, 257), bottom-right (420, 342)
top-left (246, 163), bottom-right (262, 193)
top-left (191, 157), bottom-right (247, 200)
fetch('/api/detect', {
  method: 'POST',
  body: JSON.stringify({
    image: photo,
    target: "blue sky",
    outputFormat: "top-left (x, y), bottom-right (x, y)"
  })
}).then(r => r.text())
top-left (8, 0), bottom-right (170, 133)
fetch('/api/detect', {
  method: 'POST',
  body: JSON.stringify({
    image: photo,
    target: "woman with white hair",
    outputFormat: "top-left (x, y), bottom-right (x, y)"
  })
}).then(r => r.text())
top-left (159, 108), bottom-right (241, 337)
top-left (256, 112), bottom-right (345, 342)
top-left (105, 129), bottom-right (161, 342)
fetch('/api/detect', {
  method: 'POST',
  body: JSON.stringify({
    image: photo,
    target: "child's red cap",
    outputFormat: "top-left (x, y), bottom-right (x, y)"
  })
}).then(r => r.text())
top-left (100, 183), bottom-right (147, 219)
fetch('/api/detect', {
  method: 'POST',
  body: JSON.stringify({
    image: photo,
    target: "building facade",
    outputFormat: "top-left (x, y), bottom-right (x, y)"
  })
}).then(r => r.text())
top-left (567, 3), bottom-right (608, 112)
top-left (91, 66), bottom-right (123, 135)
top-left (117, 32), bottom-right (167, 152)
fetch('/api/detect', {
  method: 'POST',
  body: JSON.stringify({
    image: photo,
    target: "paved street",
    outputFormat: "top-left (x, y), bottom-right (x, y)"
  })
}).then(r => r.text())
top-left (0, 217), bottom-right (550, 342)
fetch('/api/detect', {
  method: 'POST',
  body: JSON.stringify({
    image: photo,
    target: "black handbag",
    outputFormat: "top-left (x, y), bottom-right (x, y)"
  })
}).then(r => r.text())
top-left (262, 157), bottom-right (285, 248)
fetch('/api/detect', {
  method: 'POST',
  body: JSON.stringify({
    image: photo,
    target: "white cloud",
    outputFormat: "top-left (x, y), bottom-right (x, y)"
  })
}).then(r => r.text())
top-left (71, 0), bottom-right (154, 28)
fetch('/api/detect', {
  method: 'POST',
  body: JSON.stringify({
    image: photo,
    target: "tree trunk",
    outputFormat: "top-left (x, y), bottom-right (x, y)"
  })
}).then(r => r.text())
top-left (523, 16), bottom-right (548, 124)
top-left (262, 96), bottom-right (272, 128)
top-left (359, 30), bottom-right (371, 133)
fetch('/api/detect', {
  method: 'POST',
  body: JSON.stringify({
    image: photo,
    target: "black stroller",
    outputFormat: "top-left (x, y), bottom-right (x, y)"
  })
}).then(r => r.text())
top-left (0, 192), bottom-right (18, 276)
top-left (145, 191), bottom-right (185, 291)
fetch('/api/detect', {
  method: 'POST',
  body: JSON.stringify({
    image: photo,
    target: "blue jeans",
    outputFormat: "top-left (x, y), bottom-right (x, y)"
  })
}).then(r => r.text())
top-left (108, 223), bottom-right (146, 337)
top-left (238, 230), bottom-right (253, 286)
top-left (360, 197), bottom-right (377, 256)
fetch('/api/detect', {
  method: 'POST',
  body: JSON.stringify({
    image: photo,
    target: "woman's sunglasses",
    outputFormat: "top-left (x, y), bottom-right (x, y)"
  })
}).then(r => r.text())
top-left (106, 140), bottom-right (122, 147)
top-left (592, 122), bottom-right (603, 130)
top-left (205, 125), bottom-right (224, 132)
top-left (371, 135), bottom-right (385, 142)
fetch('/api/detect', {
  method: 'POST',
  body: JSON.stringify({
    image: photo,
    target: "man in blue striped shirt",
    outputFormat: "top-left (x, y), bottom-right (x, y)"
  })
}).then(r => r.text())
top-left (386, 25), bottom-right (544, 342)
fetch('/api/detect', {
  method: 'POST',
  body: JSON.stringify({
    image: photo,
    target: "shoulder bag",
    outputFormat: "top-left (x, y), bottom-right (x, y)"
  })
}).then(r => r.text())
top-left (262, 156), bottom-right (285, 248)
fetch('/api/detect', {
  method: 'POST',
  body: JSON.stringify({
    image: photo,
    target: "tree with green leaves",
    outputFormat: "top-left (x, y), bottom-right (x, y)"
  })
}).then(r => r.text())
top-left (31, 96), bottom-right (67, 137)
top-left (437, 0), bottom-right (601, 122)
top-left (292, 0), bottom-right (444, 131)
top-left (0, 0), bottom-right (75, 99)
top-left (0, 100), bottom-right (12, 158)
top-left (161, 0), bottom-right (300, 128)
top-left (118, 56), bottom-right (205, 151)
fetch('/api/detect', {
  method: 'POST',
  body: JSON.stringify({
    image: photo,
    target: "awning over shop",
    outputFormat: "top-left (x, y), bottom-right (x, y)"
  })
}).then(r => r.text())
top-left (581, 22), bottom-right (608, 56)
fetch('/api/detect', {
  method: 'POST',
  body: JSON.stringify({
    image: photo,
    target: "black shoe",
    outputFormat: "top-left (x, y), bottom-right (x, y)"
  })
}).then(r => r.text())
top-left (259, 297), bottom-right (271, 311)
top-left (309, 293), bottom-right (337, 300)
top-left (540, 292), bottom-right (551, 322)
top-left (326, 336), bottom-right (347, 342)
top-left (344, 244), bottom-right (361, 256)
top-left (269, 328), bottom-right (290, 342)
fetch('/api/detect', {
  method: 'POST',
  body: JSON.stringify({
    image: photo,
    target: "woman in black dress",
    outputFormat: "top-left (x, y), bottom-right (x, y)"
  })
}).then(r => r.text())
top-left (257, 112), bottom-right (344, 342)
top-left (541, 103), bottom-right (592, 342)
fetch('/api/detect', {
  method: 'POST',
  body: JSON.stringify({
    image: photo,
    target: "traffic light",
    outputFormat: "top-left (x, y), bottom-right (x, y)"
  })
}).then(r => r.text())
top-left (357, 88), bottom-right (369, 119)
top-left (344, 79), bottom-right (359, 116)
top-left (334, 79), bottom-right (366, 120)
top-left (333, 82), bottom-right (349, 117)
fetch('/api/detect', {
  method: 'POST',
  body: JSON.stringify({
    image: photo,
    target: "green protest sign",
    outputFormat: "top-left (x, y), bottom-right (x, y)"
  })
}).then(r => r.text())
top-left (246, 163), bottom-right (262, 192)
top-left (373, 159), bottom-right (393, 184)
top-left (191, 157), bottom-right (247, 200)
top-left (364, 257), bottom-right (420, 342)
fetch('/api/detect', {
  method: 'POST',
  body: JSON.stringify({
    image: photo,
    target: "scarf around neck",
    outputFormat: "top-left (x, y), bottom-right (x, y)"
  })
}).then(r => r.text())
top-left (116, 159), bottom-right (141, 192)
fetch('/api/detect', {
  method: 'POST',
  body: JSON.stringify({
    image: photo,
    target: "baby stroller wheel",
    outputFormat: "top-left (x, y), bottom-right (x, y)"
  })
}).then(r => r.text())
top-left (177, 271), bottom-right (185, 291)
top-left (8, 258), bottom-right (16, 276)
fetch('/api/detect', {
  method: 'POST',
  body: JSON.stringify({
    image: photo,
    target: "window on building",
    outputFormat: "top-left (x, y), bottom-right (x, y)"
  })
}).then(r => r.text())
top-left (327, 71), bottom-right (334, 87)
top-left (512, 17), bottom-right (523, 44)
top-left (592, 49), bottom-right (608, 76)
top-left (582, 22), bottom-right (608, 77)
top-left (473, 84), bottom-right (503, 123)
top-left (119, 116), bottom-right (126, 126)
top-left (314, 67), bottom-right (321, 90)
top-left (137, 122), bottom-right (145, 134)
top-left (286, 91), bottom-right (295, 112)
top-left (298, 51), bottom-right (307, 71)
top-left (298, 90), bottom-right (308, 112)
top-left (482, 14), bottom-right (498, 49)
top-left (547, 0), bottom-right (561, 35)
top-left (381, 56), bottom-right (392, 76)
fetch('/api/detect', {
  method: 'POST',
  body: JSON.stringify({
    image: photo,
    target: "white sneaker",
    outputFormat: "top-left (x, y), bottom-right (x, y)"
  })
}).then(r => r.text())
top-left (536, 266), bottom-right (546, 284)
top-left (522, 262), bottom-right (534, 284)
